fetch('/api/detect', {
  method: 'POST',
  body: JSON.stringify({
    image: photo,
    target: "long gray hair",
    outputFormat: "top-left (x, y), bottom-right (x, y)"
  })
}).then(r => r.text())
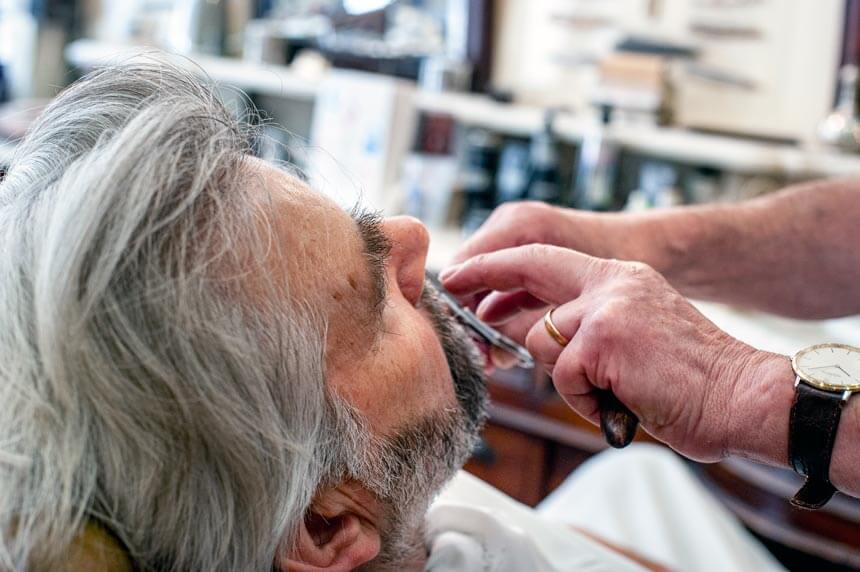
top-left (0, 61), bottom-right (342, 570)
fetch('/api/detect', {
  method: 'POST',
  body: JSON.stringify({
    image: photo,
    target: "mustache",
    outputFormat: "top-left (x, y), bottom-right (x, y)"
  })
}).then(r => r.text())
top-left (418, 281), bottom-right (488, 434)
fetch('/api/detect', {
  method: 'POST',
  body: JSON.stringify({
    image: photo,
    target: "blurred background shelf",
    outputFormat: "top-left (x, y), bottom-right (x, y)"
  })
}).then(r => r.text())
top-left (65, 38), bottom-right (321, 101)
top-left (65, 39), bottom-right (860, 179)
top-left (0, 140), bottom-right (15, 167)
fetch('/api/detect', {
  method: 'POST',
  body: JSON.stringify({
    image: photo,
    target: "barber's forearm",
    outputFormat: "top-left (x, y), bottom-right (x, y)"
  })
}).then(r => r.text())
top-left (613, 179), bottom-right (860, 319)
top-left (727, 350), bottom-right (860, 498)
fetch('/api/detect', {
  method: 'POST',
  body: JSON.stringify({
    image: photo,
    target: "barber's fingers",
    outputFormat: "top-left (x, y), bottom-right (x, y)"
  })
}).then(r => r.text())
top-left (450, 223), bottom-right (509, 266)
top-left (476, 291), bottom-right (548, 350)
top-left (549, 336), bottom-right (602, 426)
top-left (456, 291), bottom-right (487, 313)
top-left (476, 290), bottom-right (547, 325)
top-left (518, 300), bottom-right (602, 426)
top-left (441, 244), bottom-right (601, 306)
top-left (494, 308), bottom-right (548, 347)
top-left (488, 346), bottom-right (519, 370)
top-left (523, 301), bottom-right (583, 373)
top-left (450, 202), bottom-right (549, 265)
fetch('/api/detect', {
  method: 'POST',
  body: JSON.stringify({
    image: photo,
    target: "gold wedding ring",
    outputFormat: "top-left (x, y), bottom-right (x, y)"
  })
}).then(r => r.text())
top-left (544, 309), bottom-right (570, 347)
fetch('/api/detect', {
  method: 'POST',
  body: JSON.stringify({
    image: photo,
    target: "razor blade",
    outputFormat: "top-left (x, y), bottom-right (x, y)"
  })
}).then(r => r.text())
top-left (428, 274), bottom-right (534, 369)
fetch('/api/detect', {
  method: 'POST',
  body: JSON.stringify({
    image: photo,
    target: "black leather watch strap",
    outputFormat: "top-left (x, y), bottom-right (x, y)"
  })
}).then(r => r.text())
top-left (789, 380), bottom-right (846, 509)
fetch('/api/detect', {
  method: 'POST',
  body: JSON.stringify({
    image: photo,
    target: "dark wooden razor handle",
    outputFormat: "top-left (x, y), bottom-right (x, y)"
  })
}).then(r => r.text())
top-left (598, 390), bottom-right (639, 448)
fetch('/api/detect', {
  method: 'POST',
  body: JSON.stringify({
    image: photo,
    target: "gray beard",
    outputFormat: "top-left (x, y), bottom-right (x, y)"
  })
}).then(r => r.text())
top-left (330, 281), bottom-right (489, 570)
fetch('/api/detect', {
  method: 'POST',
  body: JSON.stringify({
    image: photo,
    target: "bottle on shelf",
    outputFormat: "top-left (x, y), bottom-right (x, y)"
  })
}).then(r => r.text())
top-left (460, 128), bottom-right (502, 234)
top-left (0, 62), bottom-right (8, 104)
top-left (571, 104), bottom-right (618, 211)
top-left (403, 112), bottom-right (459, 229)
top-left (524, 110), bottom-right (563, 205)
top-left (818, 64), bottom-right (860, 152)
top-left (495, 140), bottom-right (531, 204)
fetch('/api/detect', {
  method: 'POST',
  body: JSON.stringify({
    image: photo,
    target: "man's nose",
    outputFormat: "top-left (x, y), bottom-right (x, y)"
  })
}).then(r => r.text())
top-left (383, 216), bottom-right (430, 307)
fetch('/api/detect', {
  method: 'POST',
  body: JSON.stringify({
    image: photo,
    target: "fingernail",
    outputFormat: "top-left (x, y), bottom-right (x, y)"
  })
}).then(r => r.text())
top-left (475, 296), bottom-right (492, 319)
top-left (490, 347), bottom-right (518, 370)
top-left (438, 264), bottom-right (462, 282)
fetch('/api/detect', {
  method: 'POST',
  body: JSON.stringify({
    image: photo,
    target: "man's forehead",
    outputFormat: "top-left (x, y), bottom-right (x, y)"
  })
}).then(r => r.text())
top-left (253, 162), bottom-right (350, 270)
top-left (252, 159), bottom-right (339, 219)
top-left (250, 158), bottom-right (383, 361)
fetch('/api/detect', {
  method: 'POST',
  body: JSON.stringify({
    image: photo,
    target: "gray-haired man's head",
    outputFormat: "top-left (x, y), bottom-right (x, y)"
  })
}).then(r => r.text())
top-left (0, 61), bottom-right (486, 571)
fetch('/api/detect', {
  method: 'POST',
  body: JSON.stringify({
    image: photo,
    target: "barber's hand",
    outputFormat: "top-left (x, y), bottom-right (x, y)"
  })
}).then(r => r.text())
top-left (450, 201), bottom-right (630, 350)
top-left (441, 245), bottom-right (759, 463)
top-left (451, 201), bottom-right (632, 266)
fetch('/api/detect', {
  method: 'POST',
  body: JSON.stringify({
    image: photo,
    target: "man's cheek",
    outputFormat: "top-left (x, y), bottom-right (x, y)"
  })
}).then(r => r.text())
top-left (394, 326), bottom-right (445, 387)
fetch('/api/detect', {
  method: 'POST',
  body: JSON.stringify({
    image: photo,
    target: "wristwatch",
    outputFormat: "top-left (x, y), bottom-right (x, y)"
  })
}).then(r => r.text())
top-left (789, 343), bottom-right (860, 509)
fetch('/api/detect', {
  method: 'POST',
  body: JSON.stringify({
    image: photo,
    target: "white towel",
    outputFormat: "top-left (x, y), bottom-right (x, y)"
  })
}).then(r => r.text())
top-left (424, 470), bottom-right (646, 571)
top-left (425, 444), bottom-right (787, 571)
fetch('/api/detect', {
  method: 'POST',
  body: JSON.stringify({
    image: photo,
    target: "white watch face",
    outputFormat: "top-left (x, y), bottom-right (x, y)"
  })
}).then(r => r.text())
top-left (793, 343), bottom-right (860, 391)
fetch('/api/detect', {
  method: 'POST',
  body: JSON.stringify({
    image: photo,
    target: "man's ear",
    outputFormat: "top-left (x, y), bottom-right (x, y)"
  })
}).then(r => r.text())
top-left (276, 483), bottom-right (382, 572)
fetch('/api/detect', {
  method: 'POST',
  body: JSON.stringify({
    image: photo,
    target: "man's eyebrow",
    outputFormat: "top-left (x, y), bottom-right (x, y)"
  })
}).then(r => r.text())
top-left (349, 206), bottom-right (392, 324)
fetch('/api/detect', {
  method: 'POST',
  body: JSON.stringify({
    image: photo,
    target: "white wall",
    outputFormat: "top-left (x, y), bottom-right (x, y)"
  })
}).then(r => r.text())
top-left (491, 0), bottom-right (845, 141)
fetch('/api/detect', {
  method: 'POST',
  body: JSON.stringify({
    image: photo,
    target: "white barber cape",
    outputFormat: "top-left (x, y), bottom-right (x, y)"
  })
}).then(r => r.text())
top-left (424, 445), bottom-right (786, 572)
top-left (424, 469), bottom-right (645, 571)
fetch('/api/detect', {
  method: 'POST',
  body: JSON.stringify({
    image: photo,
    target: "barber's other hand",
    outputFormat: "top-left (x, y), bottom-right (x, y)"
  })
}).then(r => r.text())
top-left (441, 245), bottom-right (760, 463)
top-left (450, 201), bottom-right (635, 266)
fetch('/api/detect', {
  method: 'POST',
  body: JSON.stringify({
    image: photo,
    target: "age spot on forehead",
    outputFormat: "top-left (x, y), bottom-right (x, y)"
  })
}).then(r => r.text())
top-left (347, 274), bottom-right (358, 290)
